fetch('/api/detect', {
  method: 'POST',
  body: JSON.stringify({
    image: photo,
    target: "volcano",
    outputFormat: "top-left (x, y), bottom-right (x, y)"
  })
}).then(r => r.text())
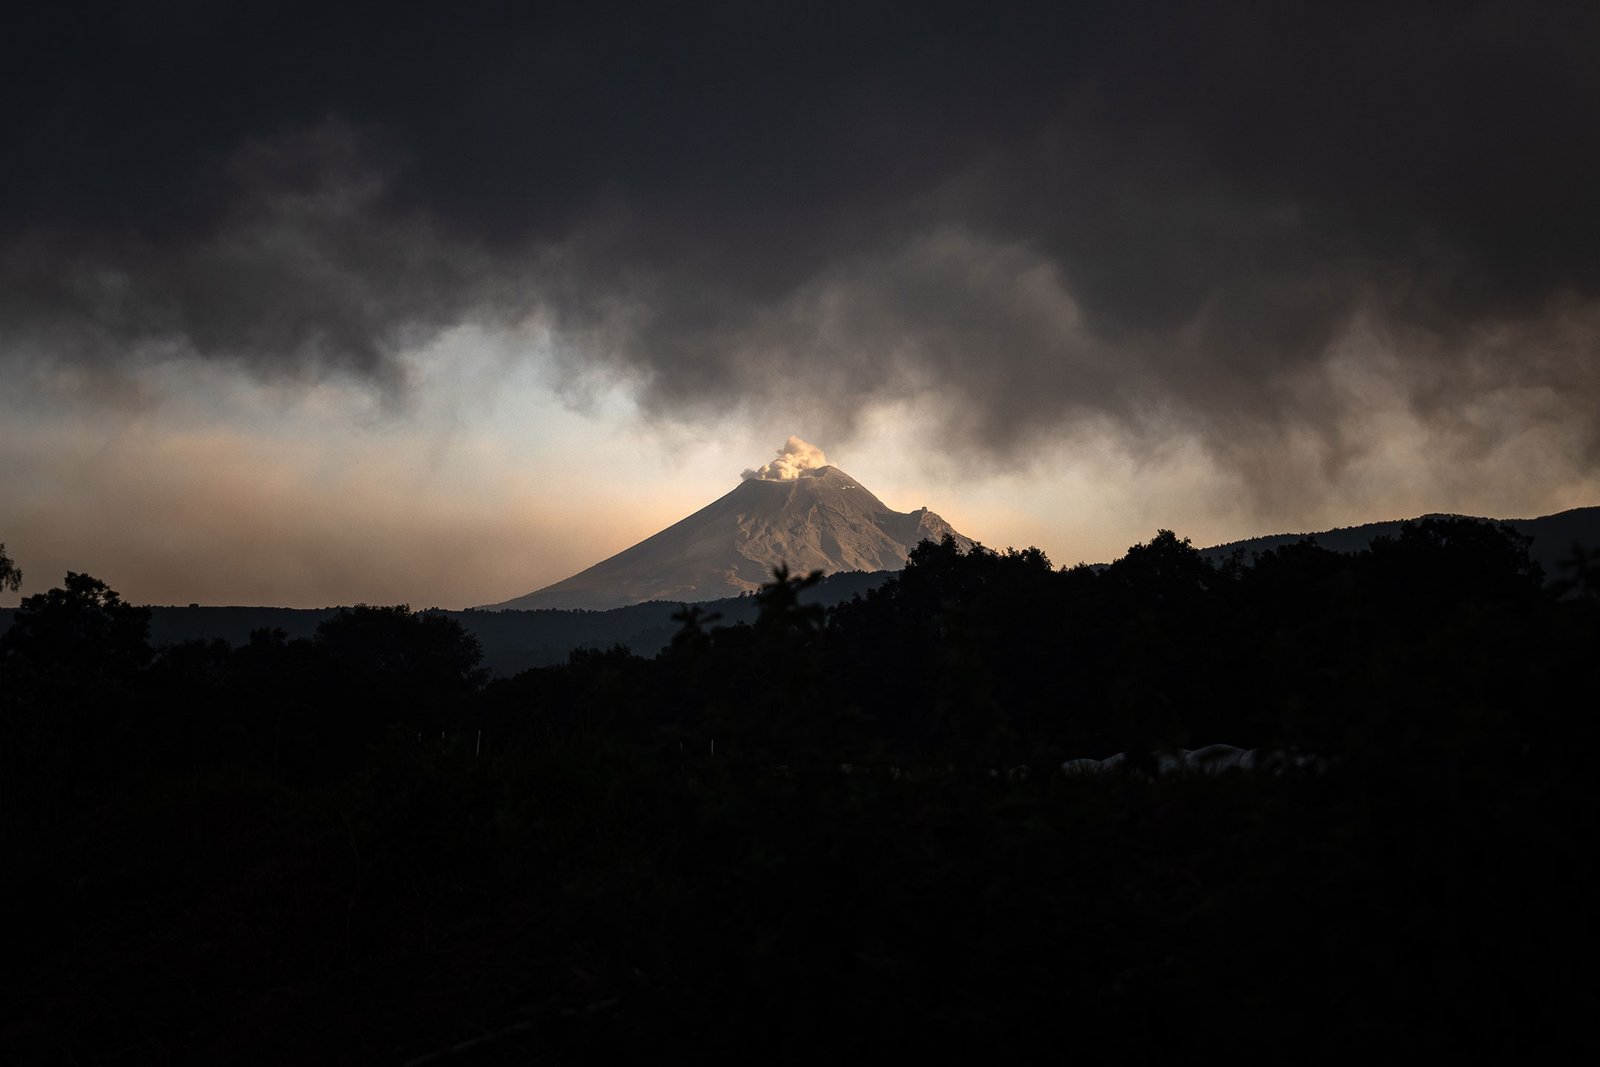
top-left (481, 460), bottom-right (972, 611)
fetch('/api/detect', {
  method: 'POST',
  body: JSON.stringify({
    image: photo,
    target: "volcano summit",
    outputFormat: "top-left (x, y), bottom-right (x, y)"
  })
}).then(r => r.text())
top-left (482, 439), bottom-right (972, 611)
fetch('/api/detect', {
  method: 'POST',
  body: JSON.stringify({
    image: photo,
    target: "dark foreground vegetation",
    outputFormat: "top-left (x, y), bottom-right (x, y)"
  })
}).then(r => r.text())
top-left (2, 522), bottom-right (1598, 1061)
top-left (0, 570), bottom-right (893, 678)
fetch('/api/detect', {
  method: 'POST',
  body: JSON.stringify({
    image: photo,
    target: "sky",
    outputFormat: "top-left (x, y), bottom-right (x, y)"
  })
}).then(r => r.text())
top-left (3, 0), bottom-right (1599, 608)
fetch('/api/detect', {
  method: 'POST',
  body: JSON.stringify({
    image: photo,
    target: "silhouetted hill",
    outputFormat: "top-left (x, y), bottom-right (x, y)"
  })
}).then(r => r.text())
top-left (1197, 505), bottom-right (1600, 579)
top-left (0, 569), bottom-right (896, 677)
top-left (146, 605), bottom-right (335, 644)
top-left (4, 508), bottom-right (1594, 675)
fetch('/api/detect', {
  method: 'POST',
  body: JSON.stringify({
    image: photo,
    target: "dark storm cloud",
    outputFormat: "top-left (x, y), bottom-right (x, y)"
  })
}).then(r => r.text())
top-left (5, 1), bottom-right (1599, 487)
top-left (0, 119), bottom-right (499, 398)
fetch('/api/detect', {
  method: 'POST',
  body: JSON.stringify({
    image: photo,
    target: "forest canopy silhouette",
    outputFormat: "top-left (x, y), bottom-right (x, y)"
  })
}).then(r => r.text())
top-left (2, 519), bottom-right (1597, 1060)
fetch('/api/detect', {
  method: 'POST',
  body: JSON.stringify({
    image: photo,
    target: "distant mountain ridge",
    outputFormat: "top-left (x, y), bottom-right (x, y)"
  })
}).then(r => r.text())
top-left (4, 506), bottom-right (1594, 678)
top-left (0, 570), bottom-right (895, 678)
top-left (1196, 506), bottom-right (1600, 579)
top-left (481, 464), bottom-right (971, 611)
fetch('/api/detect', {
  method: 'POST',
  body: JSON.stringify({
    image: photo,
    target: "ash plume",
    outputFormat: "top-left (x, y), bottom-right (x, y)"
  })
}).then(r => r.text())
top-left (742, 437), bottom-right (830, 482)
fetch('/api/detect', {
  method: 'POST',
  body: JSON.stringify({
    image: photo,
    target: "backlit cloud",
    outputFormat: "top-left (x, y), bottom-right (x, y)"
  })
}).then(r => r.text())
top-left (3, 1), bottom-right (1599, 602)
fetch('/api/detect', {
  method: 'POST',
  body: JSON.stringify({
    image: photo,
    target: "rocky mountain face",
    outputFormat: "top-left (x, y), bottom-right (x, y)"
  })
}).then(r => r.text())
top-left (482, 465), bottom-right (973, 611)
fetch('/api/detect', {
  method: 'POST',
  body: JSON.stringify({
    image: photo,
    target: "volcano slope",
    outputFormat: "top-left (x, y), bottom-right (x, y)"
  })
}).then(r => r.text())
top-left (482, 465), bottom-right (971, 611)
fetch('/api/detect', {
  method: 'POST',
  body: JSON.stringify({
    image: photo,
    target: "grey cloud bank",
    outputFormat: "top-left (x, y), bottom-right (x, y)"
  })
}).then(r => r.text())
top-left (4, 1), bottom-right (1599, 508)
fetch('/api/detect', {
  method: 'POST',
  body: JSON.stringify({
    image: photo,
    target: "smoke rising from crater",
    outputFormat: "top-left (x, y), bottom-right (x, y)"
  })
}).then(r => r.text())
top-left (742, 437), bottom-right (829, 482)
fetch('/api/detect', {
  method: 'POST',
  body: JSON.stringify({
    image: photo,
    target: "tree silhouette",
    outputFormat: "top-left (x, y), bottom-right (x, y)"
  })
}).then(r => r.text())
top-left (1553, 541), bottom-right (1600, 601)
top-left (1105, 529), bottom-right (1217, 604)
top-left (313, 604), bottom-right (486, 743)
top-left (1366, 516), bottom-right (1544, 611)
top-left (753, 563), bottom-right (825, 640)
top-left (667, 603), bottom-right (722, 659)
top-left (0, 543), bottom-right (20, 593)
top-left (0, 571), bottom-right (151, 680)
top-left (314, 605), bottom-right (485, 690)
